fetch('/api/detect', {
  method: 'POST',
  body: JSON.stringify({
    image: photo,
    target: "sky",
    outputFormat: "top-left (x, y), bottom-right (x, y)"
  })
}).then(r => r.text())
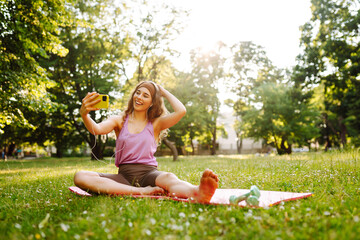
top-left (168, 0), bottom-right (312, 71)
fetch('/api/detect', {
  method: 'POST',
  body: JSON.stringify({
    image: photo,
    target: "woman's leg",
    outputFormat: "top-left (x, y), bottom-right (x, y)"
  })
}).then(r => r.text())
top-left (155, 169), bottom-right (219, 203)
top-left (74, 170), bottom-right (164, 195)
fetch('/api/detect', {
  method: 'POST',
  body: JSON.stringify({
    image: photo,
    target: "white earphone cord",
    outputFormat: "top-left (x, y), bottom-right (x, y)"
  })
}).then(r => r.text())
top-left (90, 106), bottom-right (154, 164)
top-left (90, 122), bottom-right (125, 165)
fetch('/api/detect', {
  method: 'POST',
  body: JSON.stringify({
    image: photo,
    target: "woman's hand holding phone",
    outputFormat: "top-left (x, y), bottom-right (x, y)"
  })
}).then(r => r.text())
top-left (80, 92), bottom-right (108, 116)
top-left (93, 94), bottom-right (109, 109)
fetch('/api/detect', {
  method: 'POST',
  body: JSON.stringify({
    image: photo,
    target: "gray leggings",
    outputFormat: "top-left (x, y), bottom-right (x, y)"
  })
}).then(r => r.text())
top-left (98, 164), bottom-right (164, 187)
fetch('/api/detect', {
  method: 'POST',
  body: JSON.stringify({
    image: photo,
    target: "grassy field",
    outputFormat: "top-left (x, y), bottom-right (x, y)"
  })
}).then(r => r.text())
top-left (1, 150), bottom-right (360, 239)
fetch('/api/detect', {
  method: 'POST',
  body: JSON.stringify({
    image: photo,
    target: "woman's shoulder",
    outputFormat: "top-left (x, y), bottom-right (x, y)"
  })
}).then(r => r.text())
top-left (109, 112), bottom-right (127, 126)
top-left (108, 112), bottom-right (127, 135)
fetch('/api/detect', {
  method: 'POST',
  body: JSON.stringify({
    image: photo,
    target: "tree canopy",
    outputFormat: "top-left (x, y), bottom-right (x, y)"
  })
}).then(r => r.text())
top-left (296, 0), bottom-right (360, 147)
top-left (0, 0), bottom-right (71, 135)
top-left (229, 42), bottom-right (320, 154)
top-left (1, 0), bottom-right (359, 158)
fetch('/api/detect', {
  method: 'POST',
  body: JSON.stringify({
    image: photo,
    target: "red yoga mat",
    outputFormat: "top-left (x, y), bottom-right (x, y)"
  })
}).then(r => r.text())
top-left (69, 186), bottom-right (312, 207)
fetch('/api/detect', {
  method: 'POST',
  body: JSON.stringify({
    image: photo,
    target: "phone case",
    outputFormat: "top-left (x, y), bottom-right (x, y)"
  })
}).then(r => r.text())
top-left (93, 94), bottom-right (109, 109)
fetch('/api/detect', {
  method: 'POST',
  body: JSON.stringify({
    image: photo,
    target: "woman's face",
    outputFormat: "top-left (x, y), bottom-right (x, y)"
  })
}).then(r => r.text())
top-left (133, 87), bottom-right (152, 111)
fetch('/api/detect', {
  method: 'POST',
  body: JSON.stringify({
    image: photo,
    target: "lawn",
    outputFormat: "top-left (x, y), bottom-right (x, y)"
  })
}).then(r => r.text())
top-left (1, 150), bottom-right (360, 239)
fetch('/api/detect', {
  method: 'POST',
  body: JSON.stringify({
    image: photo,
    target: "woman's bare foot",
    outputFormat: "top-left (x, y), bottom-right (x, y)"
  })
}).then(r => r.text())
top-left (140, 186), bottom-right (165, 195)
top-left (193, 169), bottom-right (219, 203)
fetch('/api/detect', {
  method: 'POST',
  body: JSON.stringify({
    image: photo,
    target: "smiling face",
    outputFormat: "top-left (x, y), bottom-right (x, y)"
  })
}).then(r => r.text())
top-left (133, 87), bottom-right (153, 111)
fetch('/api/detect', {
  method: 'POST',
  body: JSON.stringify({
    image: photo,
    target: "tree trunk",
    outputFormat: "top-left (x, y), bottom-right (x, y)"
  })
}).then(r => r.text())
top-left (163, 137), bottom-right (178, 161)
top-left (190, 137), bottom-right (195, 155)
top-left (338, 116), bottom-right (347, 148)
top-left (286, 144), bottom-right (292, 154)
top-left (89, 134), bottom-right (104, 160)
top-left (237, 133), bottom-right (243, 154)
top-left (277, 138), bottom-right (292, 155)
top-left (210, 127), bottom-right (216, 155)
top-left (91, 144), bottom-right (103, 160)
top-left (55, 142), bottom-right (64, 158)
top-left (56, 149), bottom-right (63, 158)
top-left (323, 113), bottom-right (331, 151)
top-left (324, 135), bottom-right (331, 152)
top-left (7, 143), bottom-right (15, 157)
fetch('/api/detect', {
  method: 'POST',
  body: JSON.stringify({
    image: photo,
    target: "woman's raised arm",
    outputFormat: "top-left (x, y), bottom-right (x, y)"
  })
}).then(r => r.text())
top-left (154, 85), bottom-right (186, 132)
top-left (80, 92), bottom-right (119, 135)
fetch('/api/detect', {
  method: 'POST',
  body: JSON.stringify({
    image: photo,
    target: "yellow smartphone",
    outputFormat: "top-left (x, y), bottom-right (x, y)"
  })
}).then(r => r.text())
top-left (93, 94), bottom-right (109, 109)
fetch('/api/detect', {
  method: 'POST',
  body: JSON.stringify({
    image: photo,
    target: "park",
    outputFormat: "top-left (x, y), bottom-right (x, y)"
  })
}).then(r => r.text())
top-left (1, 0), bottom-right (360, 239)
top-left (1, 152), bottom-right (360, 239)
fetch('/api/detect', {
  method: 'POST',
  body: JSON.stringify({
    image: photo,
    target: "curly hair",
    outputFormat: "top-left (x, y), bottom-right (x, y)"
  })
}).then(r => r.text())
top-left (121, 81), bottom-right (169, 144)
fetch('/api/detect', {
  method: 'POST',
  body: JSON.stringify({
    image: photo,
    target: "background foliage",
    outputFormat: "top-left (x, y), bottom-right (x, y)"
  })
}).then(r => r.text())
top-left (1, 0), bottom-right (359, 157)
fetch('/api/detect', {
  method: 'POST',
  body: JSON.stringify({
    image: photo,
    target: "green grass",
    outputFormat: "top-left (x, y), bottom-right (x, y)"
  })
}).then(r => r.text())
top-left (1, 150), bottom-right (360, 239)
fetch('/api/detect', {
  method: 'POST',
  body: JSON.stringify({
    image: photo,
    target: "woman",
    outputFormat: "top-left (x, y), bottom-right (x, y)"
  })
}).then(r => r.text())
top-left (74, 81), bottom-right (219, 203)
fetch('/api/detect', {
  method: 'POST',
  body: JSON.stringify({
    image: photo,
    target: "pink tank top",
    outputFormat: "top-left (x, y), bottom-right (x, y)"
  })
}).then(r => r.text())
top-left (115, 115), bottom-right (158, 167)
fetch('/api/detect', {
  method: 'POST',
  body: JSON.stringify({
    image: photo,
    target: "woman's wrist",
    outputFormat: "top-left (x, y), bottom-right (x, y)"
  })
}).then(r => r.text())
top-left (80, 105), bottom-right (89, 117)
top-left (80, 111), bottom-right (89, 119)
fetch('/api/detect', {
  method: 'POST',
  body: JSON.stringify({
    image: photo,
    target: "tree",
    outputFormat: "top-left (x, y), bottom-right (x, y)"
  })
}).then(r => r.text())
top-left (164, 71), bottom-right (208, 156)
top-left (0, 0), bottom-right (72, 150)
top-left (43, 0), bottom-right (187, 159)
top-left (237, 82), bottom-right (320, 154)
top-left (230, 42), bottom-right (273, 104)
top-left (41, 0), bottom-right (130, 159)
top-left (189, 43), bottom-right (225, 155)
top-left (297, 0), bottom-right (360, 147)
top-left (222, 102), bottom-right (245, 154)
top-left (228, 41), bottom-right (273, 153)
top-left (230, 41), bottom-right (320, 154)
top-left (116, 0), bottom-right (187, 90)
